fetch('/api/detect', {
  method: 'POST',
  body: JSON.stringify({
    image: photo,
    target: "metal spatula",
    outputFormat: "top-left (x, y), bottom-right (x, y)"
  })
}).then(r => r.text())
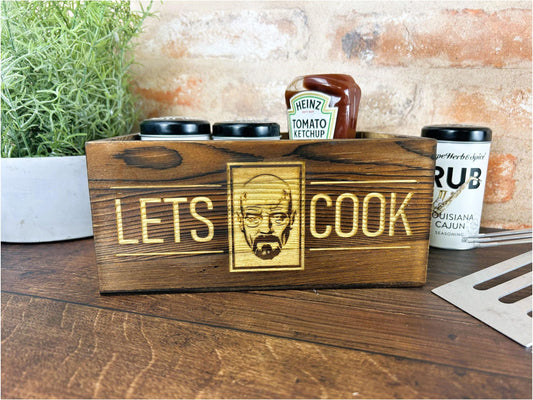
top-left (432, 251), bottom-right (532, 347)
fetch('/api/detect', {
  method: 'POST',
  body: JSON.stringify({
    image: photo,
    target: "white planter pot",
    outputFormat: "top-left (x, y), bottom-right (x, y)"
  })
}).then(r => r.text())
top-left (1, 156), bottom-right (93, 242)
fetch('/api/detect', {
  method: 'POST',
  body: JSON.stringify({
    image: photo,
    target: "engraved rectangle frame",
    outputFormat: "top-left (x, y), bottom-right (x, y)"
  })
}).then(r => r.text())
top-left (227, 162), bottom-right (305, 272)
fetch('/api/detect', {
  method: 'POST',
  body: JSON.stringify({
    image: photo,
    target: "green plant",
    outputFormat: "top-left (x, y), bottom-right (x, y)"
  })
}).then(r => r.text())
top-left (1, 1), bottom-right (152, 157)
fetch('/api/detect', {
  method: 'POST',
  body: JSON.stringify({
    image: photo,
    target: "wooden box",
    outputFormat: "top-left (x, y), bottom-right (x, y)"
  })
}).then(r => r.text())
top-left (86, 133), bottom-right (436, 293)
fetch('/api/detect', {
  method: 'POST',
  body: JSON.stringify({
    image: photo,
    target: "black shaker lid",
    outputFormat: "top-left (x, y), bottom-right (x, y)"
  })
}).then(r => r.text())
top-left (212, 122), bottom-right (280, 138)
top-left (140, 117), bottom-right (211, 136)
top-left (421, 124), bottom-right (492, 142)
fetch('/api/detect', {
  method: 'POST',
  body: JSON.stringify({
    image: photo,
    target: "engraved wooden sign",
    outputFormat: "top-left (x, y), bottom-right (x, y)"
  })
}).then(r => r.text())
top-left (85, 133), bottom-right (436, 293)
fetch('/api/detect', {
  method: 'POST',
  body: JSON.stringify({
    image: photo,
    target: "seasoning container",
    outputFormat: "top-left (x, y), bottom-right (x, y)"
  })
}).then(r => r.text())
top-left (212, 122), bottom-right (281, 140)
top-left (421, 124), bottom-right (492, 249)
top-left (140, 117), bottom-right (211, 140)
top-left (285, 74), bottom-right (361, 140)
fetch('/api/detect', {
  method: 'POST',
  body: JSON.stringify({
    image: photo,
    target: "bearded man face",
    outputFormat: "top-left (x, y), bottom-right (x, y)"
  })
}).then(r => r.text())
top-left (239, 174), bottom-right (295, 260)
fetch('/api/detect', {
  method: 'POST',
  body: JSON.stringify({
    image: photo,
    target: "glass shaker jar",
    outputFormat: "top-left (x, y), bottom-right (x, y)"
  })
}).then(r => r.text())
top-left (212, 122), bottom-right (281, 140)
top-left (140, 117), bottom-right (211, 140)
top-left (422, 124), bottom-right (492, 249)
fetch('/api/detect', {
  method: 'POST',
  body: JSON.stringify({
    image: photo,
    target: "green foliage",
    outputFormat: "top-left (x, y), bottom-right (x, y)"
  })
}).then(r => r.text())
top-left (1, 1), bottom-right (152, 157)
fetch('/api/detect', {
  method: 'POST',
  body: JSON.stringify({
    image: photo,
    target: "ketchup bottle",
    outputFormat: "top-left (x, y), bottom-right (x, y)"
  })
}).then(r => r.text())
top-left (285, 74), bottom-right (361, 139)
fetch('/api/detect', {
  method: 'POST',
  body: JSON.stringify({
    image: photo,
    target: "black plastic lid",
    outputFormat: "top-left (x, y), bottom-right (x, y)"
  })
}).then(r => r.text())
top-left (421, 124), bottom-right (492, 142)
top-left (140, 117), bottom-right (211, 136)
top-left (212, 122), bottom-right (280, 138)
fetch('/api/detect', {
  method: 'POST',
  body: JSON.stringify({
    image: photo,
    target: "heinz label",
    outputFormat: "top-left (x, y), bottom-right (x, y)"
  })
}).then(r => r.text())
top-left (287, 91), bottom-right (338, 140)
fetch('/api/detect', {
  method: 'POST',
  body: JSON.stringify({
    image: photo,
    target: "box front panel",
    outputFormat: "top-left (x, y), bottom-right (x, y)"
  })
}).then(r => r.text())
top-left (86, 138), bottom-right (435, 292)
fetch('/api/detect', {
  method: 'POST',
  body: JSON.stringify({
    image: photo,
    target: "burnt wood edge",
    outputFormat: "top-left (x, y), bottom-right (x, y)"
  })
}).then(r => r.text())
top-left (85, 137), bottom-right (437, 175)
top-left (85, 132), bottom-right (435, 145)
top-left (99, 280), bottom-right (427, 295)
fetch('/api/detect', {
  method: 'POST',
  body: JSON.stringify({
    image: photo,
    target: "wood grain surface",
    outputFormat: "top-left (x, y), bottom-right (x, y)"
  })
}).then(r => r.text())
top-left (2, 237), bottom-right (531, 398)
top-left (86, 135), bottom-right (435, 292)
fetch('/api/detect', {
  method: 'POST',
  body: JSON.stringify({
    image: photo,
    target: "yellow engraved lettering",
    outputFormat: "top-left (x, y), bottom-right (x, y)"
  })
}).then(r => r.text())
top-left (115, 199), bottom-right (138, 244)
top-left (362, 192), bottom-right (386, 237)
top-left (389, 192), bottom-right (413, 236)
top-left (335, 193), bottom-right (359, 238)
top-left (164, 197), bottom-right (188, 243)
top-left (310, 193), bottom-right (332, 238)
top-left (140, 198), bottom-right (164, 244)
top-left (190, 196), bottom-right (214, 242)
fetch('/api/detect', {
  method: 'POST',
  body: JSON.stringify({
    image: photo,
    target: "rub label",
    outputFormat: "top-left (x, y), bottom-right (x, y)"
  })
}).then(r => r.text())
top-left (429, 142), bottom-right (491, 249)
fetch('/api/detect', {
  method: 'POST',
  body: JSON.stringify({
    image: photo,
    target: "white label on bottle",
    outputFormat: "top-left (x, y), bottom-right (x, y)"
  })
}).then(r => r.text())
top-left (287, 91), bottom-right (338, 140)
top-left (429, 141), bottom-right (491, 249)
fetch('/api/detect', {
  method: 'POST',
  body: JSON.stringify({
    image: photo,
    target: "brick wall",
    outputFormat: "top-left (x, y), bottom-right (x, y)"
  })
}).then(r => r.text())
top-left (132, 1), bottom-right (532, 229)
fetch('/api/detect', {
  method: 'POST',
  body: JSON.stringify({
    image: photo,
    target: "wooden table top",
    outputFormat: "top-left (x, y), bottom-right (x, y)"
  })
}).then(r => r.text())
top-left (2, 238), bottom-right (531, 399)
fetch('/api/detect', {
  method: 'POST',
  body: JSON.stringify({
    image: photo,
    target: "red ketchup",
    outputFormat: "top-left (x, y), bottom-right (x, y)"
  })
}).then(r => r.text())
top-left (285, 74), bottom-right (361, 139)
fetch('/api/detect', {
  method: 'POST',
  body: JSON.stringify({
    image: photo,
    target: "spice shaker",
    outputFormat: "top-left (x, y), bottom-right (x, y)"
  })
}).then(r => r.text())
top-left (140, 117), bottom-right (211, 140)
top-left (212, 122), bottom-right (281, 140)
top-left (285, 74), bottom-right (361, 139)
top-left (421, 124), bottom-right (492, 249)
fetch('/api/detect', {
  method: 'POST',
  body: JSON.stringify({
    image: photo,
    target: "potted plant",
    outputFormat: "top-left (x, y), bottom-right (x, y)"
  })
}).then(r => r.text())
top-left (1, 0), bottom-right (152, 242)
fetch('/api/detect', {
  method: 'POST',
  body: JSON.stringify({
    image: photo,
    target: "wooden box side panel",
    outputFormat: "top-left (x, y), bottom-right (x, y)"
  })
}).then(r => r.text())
top-left (86, 138), bottom-right (436, 292)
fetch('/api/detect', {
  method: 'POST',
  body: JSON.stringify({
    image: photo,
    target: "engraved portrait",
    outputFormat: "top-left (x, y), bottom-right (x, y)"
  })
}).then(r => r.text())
top-left (228, 162), bottom-right (305, 272)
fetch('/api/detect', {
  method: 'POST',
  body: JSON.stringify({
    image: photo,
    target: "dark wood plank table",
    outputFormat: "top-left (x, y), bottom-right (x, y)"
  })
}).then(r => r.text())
top-left (2, 237), bottom-right (531, 398)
